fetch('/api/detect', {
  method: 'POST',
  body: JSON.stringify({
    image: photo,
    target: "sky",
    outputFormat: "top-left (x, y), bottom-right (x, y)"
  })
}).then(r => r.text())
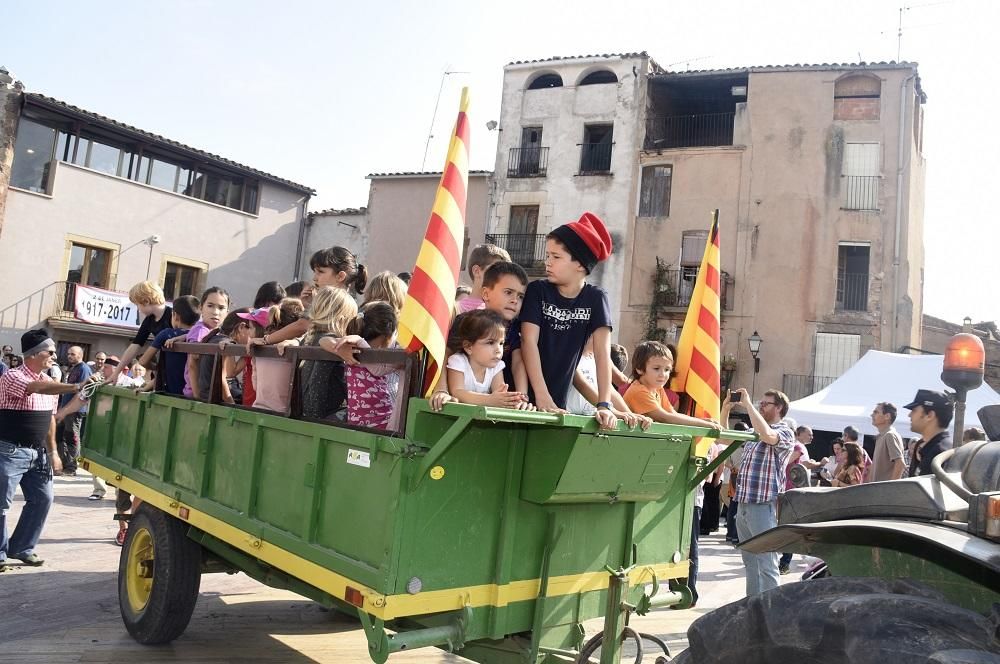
top-left (4, 0), bottom-right (998, 325)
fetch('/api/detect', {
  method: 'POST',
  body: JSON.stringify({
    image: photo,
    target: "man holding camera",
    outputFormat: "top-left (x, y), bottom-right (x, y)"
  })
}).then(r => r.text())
top-left (731, 387), bottom-right (795, 596)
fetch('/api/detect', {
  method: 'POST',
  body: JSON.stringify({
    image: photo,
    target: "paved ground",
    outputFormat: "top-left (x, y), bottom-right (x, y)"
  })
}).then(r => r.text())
top-left (1, 472), bottom-right (814, 662)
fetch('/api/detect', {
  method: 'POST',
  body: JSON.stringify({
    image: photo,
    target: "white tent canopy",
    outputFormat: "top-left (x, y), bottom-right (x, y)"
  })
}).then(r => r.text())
top-left (787, 350), bottom-right (1000, 439)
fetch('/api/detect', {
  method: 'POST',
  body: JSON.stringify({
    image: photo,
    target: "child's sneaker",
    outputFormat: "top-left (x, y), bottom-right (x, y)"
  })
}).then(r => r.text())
top-left (115, 527), bottom-right (127, 546)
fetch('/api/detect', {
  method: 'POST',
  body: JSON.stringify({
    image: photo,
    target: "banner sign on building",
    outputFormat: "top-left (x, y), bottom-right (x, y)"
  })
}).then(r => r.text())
top-left (74, 285), bottom-right (142, 329)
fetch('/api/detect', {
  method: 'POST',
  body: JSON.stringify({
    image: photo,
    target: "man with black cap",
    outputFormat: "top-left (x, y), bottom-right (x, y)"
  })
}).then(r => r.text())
top-left (0, 329), bottom-right (86, 570)
top-left (904, 389), bottom-right (954, 477)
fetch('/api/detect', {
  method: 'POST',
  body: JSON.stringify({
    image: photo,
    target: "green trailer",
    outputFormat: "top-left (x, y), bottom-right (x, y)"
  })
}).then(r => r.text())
top-left (81, 345), bottom-right (752, 664)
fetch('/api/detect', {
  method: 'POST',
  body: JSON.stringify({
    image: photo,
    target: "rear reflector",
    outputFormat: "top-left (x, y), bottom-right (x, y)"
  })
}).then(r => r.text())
top-left (345, 586), bottom-right (364, 608)
top-left (178, 507), bottom-right (190, 520)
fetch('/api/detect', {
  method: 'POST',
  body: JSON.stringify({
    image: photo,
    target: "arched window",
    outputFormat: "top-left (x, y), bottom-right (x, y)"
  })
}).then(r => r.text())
top-left (526, 73), bottom-right (563, 90)
top-left (579, 70), bottom-right (617, 86)
top-left (834, 74), bottom-right (881, 121)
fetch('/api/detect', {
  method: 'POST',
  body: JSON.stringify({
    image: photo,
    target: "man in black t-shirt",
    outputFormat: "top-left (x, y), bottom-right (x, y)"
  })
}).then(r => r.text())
top-left (904, 389), bottom-right (954, 477)
top-left (110, 281), bottom-right (173, 384)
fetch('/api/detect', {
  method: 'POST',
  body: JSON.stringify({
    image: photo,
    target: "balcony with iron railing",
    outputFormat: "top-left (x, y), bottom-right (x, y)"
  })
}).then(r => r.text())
top-left (0, 281), bottom-right (120, 335)
top-left (485, 233), bottom-right (547, 273)
top-left (836, 272), bottom-right (869, 312)
top-left (842, 175), bottom-right (880, 210)
top-left (578, 142), bottom-right (613, 174)
top-left (507, 147), bottom-right (549, 178)
top-left (653, 267), bottom-right (735, 311)
top-left (644, 112), bottom-right (735, 150)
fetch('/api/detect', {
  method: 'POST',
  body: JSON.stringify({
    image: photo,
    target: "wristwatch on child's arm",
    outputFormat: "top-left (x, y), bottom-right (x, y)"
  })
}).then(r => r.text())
top-left (596, 401), bottom-right (612, 410)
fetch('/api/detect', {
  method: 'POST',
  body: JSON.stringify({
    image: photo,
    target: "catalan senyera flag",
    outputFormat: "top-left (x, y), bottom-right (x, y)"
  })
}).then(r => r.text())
top-left (671, 210), bottom-right (722, 455)
top-left (397, 87), bottom-right (470, 396)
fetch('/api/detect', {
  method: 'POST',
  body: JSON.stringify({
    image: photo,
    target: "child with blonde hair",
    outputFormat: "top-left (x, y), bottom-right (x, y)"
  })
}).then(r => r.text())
top-left (300, 286), bottom-right (358, 420)
top-left (110, 280), bottom-right (171, 384)
top-left (364, 271), bottom-right (407, 312)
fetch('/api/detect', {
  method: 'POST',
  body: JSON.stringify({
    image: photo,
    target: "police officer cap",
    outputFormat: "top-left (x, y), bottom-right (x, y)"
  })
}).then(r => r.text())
top-left (903, 389), bottom-right (953, 413)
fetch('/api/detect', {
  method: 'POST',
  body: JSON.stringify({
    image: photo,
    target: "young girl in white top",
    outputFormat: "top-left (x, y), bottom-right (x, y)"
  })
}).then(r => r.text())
top-left (446, 310), bottom-right (534, 410)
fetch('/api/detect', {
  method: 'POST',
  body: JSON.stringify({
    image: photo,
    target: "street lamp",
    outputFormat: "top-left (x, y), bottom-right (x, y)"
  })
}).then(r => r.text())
top-left (941, 332), bottom-right (985, 447)
top-left (748, 330), bottom-right (762, 400)
top-left (142, 235), bottom-right (161, 279)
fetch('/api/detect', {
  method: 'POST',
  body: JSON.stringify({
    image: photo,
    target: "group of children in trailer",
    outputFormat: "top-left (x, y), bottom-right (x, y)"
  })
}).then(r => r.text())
top-left (100, 212), bottom-right (723, 433)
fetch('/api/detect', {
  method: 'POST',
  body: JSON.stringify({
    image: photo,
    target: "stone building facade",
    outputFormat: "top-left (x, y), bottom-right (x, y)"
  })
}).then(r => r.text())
top-left (488, 53), bottom-right (927, 399)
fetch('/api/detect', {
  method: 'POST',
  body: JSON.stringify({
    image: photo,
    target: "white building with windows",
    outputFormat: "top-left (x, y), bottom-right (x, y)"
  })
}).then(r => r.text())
top-left (487, 54), bottom-right (652, 317)
top-left (489, 53), bottom-right (927, 399)
top-left (0, 83), bottom-right (314, 361)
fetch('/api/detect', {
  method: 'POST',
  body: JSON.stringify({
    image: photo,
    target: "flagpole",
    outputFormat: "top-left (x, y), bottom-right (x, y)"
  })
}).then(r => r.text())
top-left (397, 87), bottom-right (471, 398)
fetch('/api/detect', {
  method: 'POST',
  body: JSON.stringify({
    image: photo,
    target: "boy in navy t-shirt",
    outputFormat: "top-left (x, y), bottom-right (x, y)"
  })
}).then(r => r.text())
top-left (141, 295), bottom-right (200, 396)
top-left (520, 212), bottom-right (618, 429)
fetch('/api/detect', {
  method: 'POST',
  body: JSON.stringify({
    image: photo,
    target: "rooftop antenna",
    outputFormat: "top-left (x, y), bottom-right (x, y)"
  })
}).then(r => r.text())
top-left (421, 69), bottom-right (469, 171)
top-left (897, 5), bottom-right (907, 61)
top-left (665, 56), bottom-right (711, 71)
top-left (895, 1), bottom-right (952, 61)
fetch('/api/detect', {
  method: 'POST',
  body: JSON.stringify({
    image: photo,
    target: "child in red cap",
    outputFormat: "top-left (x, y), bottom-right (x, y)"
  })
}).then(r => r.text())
top-left (519, 212), bottom-right (619, 428)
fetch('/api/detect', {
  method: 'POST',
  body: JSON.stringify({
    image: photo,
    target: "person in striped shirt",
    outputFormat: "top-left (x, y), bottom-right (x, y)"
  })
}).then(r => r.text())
top-left (0, 330), bottom-right (86, 569)
top-left (732, 387), bottom-right (795, 596)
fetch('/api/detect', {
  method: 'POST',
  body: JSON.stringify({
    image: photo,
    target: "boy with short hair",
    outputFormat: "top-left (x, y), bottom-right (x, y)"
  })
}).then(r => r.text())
top-left (140, 295), bottom-right (200, 395)
top-left (110, 281), bottom-right (172, 384)
top-left (433, 261), bottom-right (529, 409)
top-left (456, 244), bottom-right (512, 313)
top-left (519, 212), bottom-right (617, 429)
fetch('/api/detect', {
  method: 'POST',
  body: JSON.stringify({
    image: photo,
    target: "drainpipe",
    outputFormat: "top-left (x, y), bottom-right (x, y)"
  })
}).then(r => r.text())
top-left (890, 72), bottom-right (916, 352)
top-left (292, 194), bottom-right (311, 281)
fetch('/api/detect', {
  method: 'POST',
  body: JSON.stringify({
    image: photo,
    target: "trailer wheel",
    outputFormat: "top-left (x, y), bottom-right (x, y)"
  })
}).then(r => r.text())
top-left (675, 577), bottom-right (1000, 664)
top-left (118, 504), bottom-right (202, 644)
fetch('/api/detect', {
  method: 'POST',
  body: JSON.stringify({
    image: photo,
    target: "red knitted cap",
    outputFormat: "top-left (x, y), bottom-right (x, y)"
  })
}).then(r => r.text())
top-left (549, 212), bottom-right (612, 273)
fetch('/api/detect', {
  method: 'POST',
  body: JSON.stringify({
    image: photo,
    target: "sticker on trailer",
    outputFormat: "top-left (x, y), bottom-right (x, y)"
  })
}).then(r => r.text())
top-left (347, 449), bottom-right (371, 468)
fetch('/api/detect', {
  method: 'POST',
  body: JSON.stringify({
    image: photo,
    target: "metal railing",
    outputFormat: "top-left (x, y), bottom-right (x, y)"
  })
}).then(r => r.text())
top-left (167, 342), bottom-right (420, 437)
top-left (782, 374), bottom-right (838, 401)
top-left (836, 272), bottom-right (869, 311)
top-left (507, 147), bottom-right (549, 177)
top-left (58, 281), bottom-right (79, 314)
top-left (578, 142), bottom-right (613, 173)
top-left (652, 268), bottom-right (734, 311)
top-left (485, 233), bottom-right (546, 270)
top-left (644, 112), bottom-right (735, 149)
top-left (843, 175), bottom-right (880, 210)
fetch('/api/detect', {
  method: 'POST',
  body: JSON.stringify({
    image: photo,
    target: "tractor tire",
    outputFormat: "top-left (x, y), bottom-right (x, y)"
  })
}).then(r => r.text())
top-left (674, 577), bottom-right (1000, 664)
top-left (118, 504), bottom-right (202, 644)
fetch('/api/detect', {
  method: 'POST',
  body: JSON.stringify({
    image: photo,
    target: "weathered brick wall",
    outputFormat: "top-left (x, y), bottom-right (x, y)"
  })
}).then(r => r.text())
top-left (834, 97), bottom-right (880, 121)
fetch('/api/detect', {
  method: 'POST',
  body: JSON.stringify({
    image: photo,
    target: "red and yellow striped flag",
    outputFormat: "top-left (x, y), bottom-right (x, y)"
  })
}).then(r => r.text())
top-left (672, 210), bottom-right (721, 453)
top-left (398, 88), bottom-right (470, 396)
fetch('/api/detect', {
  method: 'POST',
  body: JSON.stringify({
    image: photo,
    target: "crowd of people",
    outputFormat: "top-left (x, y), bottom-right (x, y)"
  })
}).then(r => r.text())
top-left (701, 385), bottom-right (980, 599)
top-left (0, 208), bottom-right (988, 622)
